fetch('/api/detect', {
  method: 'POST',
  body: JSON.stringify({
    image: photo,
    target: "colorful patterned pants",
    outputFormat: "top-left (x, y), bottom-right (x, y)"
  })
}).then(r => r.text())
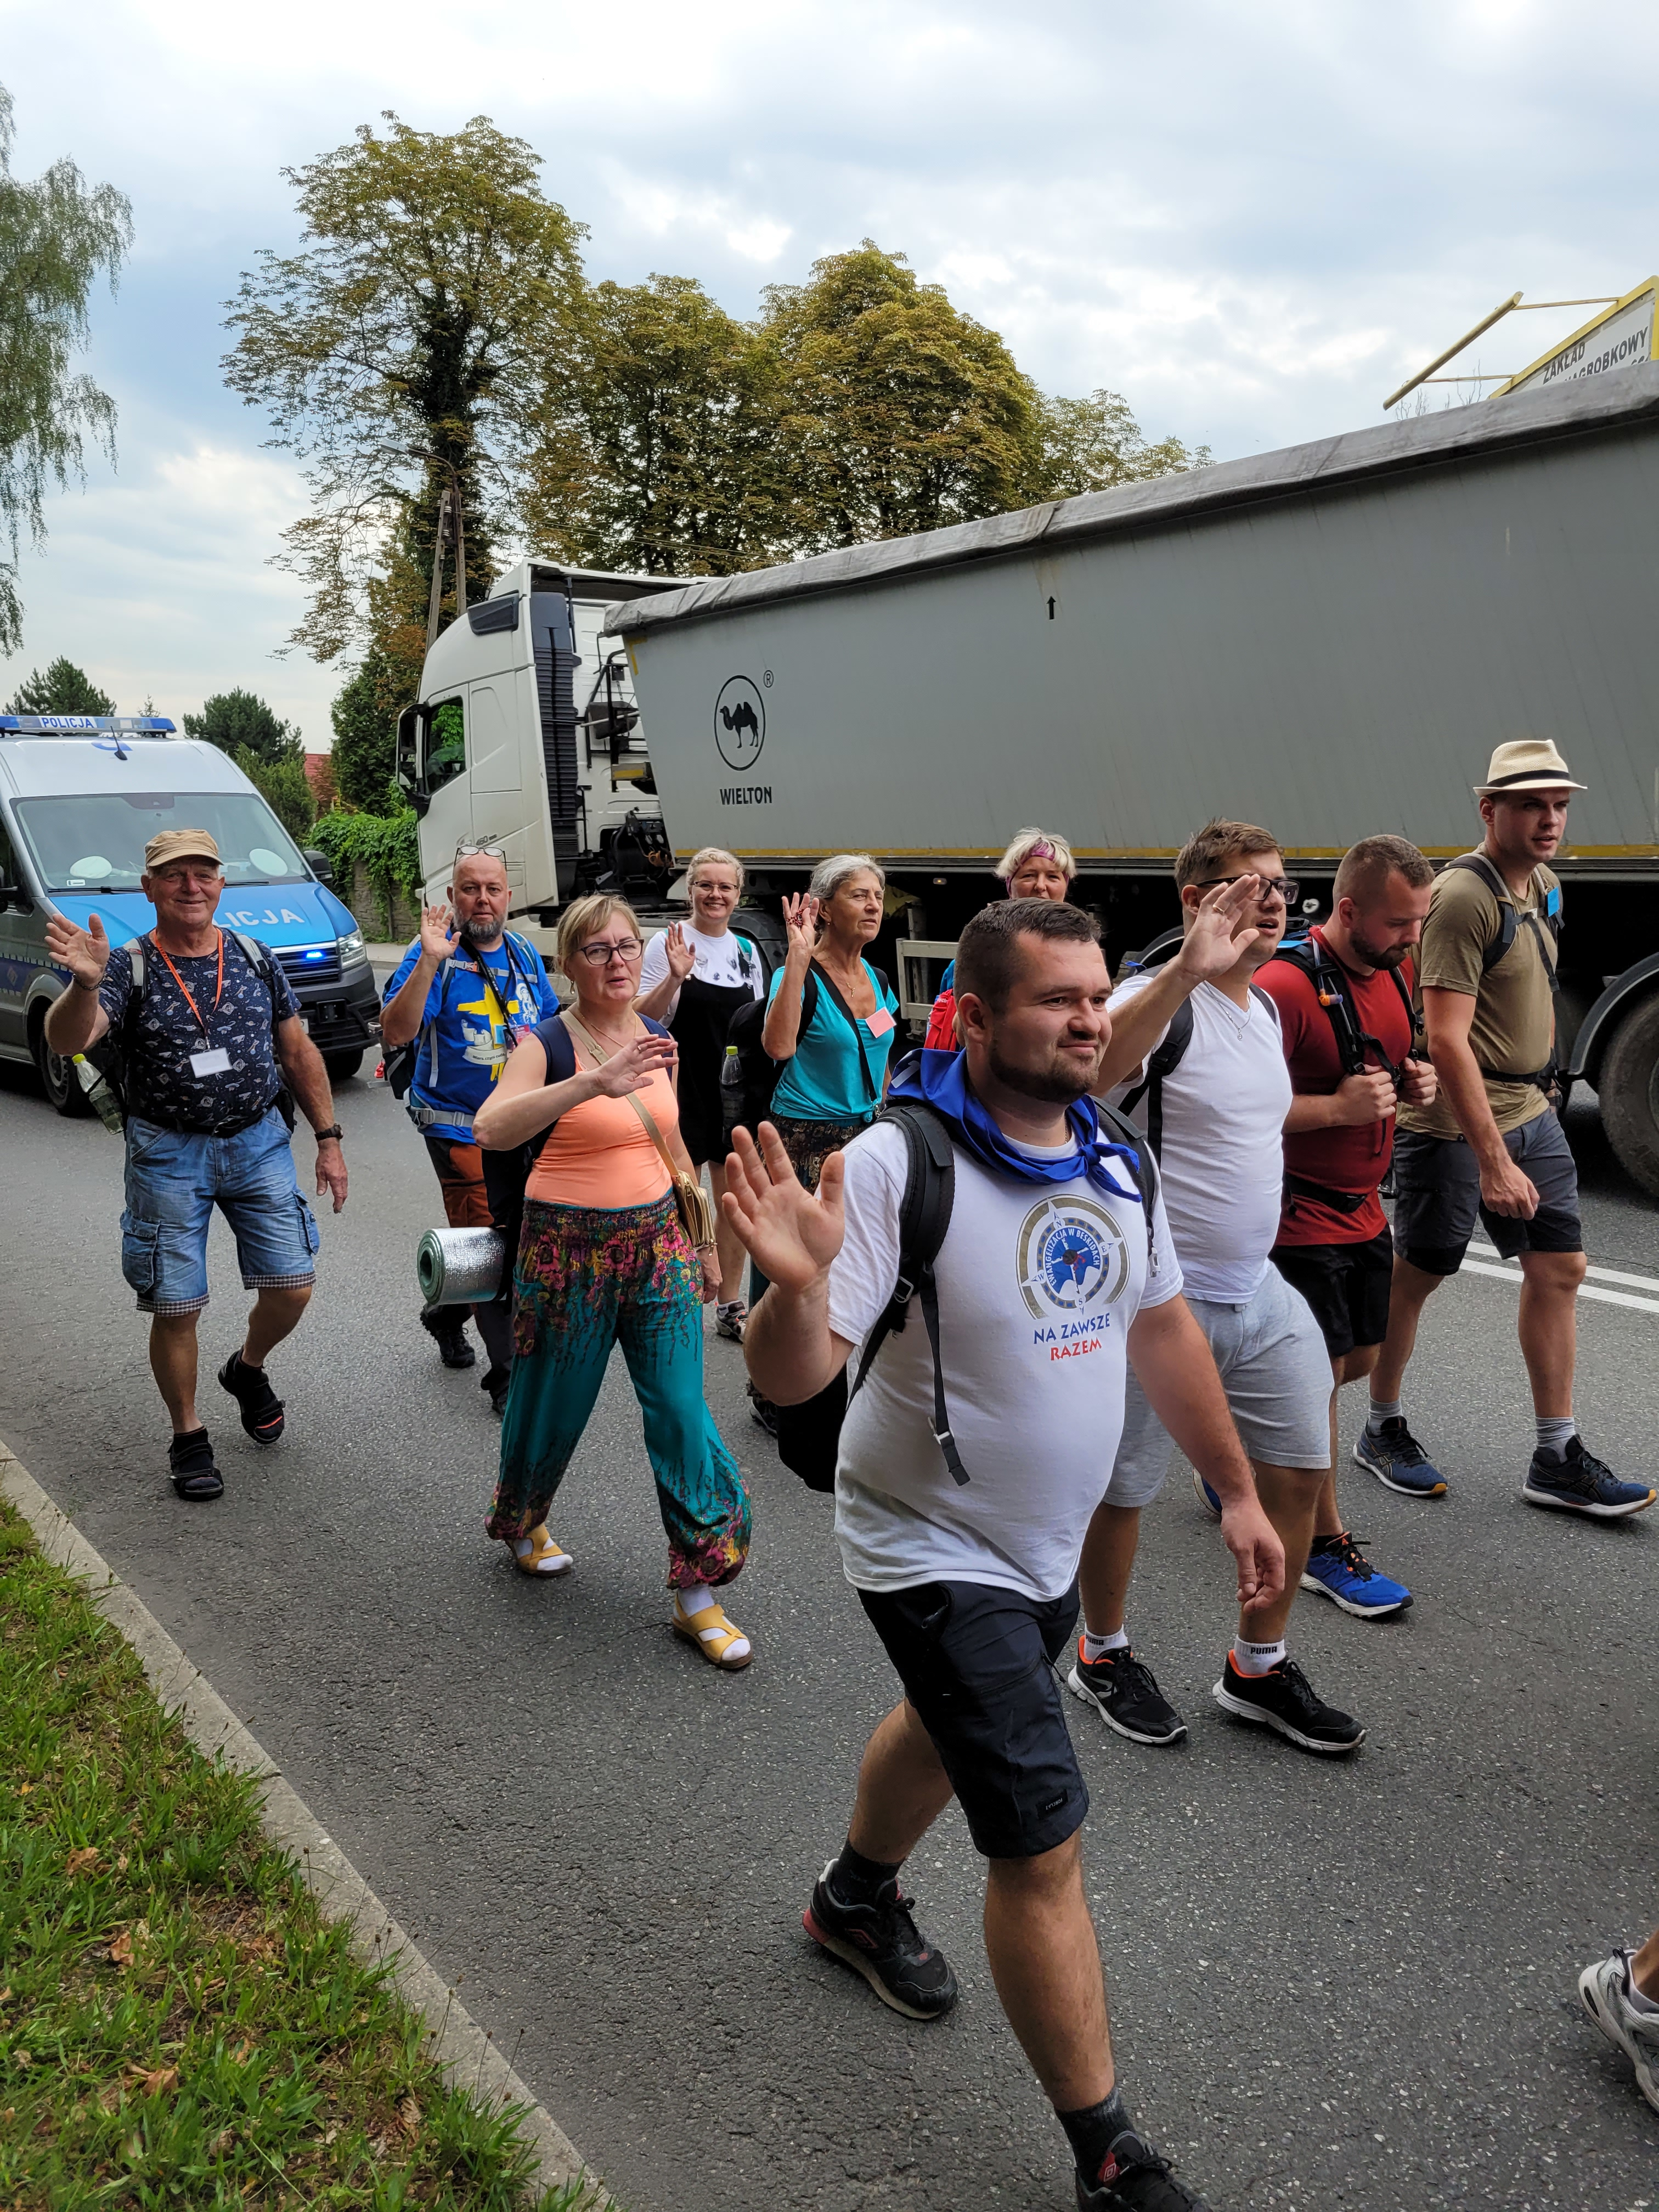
top-left (486, 1193), bottom-right (751, 1590)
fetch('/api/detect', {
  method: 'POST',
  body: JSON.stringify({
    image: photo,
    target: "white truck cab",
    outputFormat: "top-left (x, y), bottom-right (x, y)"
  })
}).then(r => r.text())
top-left (397, 562), bottom-right (686, 937)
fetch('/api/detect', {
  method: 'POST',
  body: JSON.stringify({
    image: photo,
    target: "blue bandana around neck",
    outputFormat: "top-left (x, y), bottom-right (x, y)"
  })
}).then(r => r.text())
top-left (887, 1049), bottom-right (1143, 1206)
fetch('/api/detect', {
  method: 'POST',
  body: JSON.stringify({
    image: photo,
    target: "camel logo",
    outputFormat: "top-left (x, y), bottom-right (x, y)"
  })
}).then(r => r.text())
top-left (714, 675), bottom-right (766, 770)
top-left (1015, 1195), bottom-right (1130, 1318)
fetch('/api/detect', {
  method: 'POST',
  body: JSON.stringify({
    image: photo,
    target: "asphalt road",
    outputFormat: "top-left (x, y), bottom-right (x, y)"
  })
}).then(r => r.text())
top-left (2, 1055), bottom-right (1656, 2212)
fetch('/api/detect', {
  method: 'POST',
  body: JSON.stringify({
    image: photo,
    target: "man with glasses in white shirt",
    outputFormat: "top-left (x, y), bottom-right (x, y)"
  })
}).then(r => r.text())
top-left (1066, 819), bottom-right (1364, 1758)
top-left (382, 841), bottom-right (560, 1410)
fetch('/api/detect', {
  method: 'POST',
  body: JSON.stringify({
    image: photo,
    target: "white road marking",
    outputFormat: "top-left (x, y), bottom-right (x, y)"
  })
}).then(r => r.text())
top-left (1462, 1249), bottom-right (1659, 1315)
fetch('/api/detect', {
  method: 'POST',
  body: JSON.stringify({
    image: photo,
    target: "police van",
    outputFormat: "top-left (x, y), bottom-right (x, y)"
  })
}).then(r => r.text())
top-left (0, 715), bottom-right (381, 1112)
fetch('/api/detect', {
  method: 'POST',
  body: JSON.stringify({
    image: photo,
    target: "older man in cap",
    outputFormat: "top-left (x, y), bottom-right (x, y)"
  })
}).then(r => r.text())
top-left (43, 829), bottom-right (348, 1502)
top-left (1358, 742), bottom-right (1653, 1519)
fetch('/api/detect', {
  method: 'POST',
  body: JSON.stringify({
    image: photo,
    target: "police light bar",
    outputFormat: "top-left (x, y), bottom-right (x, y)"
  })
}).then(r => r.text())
top-left (0, 715), bottom-right (177, 733)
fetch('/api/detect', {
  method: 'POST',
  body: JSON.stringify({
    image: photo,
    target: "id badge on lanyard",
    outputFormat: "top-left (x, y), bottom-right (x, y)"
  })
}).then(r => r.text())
top-left (155, 934), bottom-right (233, 1079)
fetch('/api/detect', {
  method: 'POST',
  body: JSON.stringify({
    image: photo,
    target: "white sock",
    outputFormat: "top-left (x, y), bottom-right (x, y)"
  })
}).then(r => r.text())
top-left (674, 1583), bottom-right (749, 1662)
top-left (1367, 1396), bottom-right (1401, 1434)
top-left (1536, 1414), bottom-right (1577, 1460)
top-left (1232, 1633), bottom-right (1286, 1677)
top-left (1627, 1961), bottom-right (1659, 2015)
top-left (1082, 1627), bottom-right (1130, 1662)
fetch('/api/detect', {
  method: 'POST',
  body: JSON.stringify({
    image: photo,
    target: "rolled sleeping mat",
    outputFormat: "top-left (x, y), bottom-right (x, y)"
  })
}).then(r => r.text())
top-left (416, 1226), bottom-right (505, 1309)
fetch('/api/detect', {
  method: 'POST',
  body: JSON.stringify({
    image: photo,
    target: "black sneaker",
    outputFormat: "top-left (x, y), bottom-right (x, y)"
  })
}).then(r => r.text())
top-left (1521, 1435), bottom-right (1655, 1519)
top-left (1077, 2125), bottom-right (1214, 2210)
top-left (1066, 1640), bottom-right (1187, 1746)
top-left (482, 1365), bottom-right (511, 1418)
top-left (803, 1864), bottom-right (958, 2021)
top-left (168, 1427), bottom-right (223, 1503)
top-left (1352, 1417), bottom-right (1446, 1498)
top-left (1211, 1652), bottom-right (1365, 1755)
top-left (217, 1352), bottom-right (285, 1443)
top-left (747, 1381), bottom-right (780, 1438)
top-left (421, 1307), bottom-right (476, 1369)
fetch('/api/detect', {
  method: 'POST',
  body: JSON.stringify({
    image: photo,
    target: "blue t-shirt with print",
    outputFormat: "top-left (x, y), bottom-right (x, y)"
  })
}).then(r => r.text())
top-left (767, 959), bottom-right (900, 1122)
top-left (99, 933), bottom-right (300, 1135)
top-left (384, 932), bottom-right (560, 1140)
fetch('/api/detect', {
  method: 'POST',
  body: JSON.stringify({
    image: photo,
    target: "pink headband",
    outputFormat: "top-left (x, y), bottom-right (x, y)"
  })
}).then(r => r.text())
top-left (1025, 840), bottom-right (1056, 860)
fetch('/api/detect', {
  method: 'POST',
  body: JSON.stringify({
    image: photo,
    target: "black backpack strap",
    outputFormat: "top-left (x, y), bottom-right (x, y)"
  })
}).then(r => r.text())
top-left (1118, 995), bottom-right (1193, 1164)
top-left (1444, 853), bottom-right (1519, 974)
top-left (848, 1102), bottom-right (964, 1484)
top-left (1094, 1098), bottom-right (1160, 1273)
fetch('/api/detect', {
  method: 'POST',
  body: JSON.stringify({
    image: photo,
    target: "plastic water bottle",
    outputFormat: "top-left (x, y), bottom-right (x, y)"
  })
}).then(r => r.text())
top-left (74, 1054), bottom-right (124, 1133)
top-left (720, 1042), bottom-right (742, 1100)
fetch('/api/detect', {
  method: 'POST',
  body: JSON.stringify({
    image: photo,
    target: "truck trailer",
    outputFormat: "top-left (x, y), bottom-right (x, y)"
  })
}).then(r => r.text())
top-left (602, 367), bottom-right (1659, 1197)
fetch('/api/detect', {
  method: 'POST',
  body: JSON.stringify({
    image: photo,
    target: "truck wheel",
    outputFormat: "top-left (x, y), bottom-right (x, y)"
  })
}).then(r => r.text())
top-left (31, 1010), bottom-right (93, 1118)
top-left (1599, 991), bottom-right (1659, 1199)
top-left (322, 1048), bottom-right (364, 1084)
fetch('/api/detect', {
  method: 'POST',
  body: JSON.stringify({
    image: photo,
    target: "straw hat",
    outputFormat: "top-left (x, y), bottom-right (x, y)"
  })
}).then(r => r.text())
top-left (1475, 740), bottom-right (1586, 795)
top-left (144, 828), bottom-right (222, 871)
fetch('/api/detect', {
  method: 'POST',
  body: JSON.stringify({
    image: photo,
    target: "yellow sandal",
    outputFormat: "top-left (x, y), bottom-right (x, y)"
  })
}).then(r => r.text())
top-left (672, 1596), bottom-right (753, 1671)
top-left (510, 1526), bottom-right (574, 1577)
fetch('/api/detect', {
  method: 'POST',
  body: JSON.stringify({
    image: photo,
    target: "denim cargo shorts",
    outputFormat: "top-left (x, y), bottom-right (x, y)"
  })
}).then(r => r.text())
top-left (120, 1108), bottom-right (319, 1316)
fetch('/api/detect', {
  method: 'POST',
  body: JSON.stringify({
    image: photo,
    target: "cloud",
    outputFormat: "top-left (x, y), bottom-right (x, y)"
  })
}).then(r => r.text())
top-left (3, 0), bottom-right (1658, 715)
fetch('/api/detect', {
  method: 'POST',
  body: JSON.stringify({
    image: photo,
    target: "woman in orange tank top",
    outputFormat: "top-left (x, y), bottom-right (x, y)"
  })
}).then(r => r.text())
top-left (472, 895), bottom-right (752, 1669)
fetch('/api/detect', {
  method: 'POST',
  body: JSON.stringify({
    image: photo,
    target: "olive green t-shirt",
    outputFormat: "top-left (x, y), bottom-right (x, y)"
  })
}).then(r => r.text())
top-left (1397, 855), bottom-right (1559, 1141)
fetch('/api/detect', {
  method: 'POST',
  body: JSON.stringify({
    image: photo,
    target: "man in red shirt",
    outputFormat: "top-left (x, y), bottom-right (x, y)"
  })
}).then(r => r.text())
top-left (1256, 836), bottom-right (1438, 1618)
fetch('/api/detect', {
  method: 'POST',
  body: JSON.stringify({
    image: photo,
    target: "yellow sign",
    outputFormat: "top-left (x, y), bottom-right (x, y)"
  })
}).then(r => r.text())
top-left (1491, 278), bottom-right (1657, 398)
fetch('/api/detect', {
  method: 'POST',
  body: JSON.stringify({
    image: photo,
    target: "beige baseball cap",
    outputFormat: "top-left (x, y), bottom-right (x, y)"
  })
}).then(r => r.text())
top-left (1475, 740), bottom-right (1587, 795)
top-left (144, 828), bottom-right (223, 872)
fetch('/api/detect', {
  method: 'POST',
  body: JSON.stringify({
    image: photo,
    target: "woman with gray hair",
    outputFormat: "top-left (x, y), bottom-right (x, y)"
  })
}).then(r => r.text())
top-left (923, 827), bottom-right (1076, 1049)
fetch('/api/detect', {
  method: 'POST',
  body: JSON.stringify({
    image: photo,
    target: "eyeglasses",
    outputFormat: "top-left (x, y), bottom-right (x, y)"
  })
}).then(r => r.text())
top-left (454, 840), bottom-right (507, 862)
top-left (1195, 873), bottom-right (1300, 904)
top-left (574, 936), bottom-right (644, 966)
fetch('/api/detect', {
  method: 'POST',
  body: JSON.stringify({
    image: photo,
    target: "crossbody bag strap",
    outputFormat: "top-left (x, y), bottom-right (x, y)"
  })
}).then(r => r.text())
top-left (812, 958), bottom-right (878, 1100)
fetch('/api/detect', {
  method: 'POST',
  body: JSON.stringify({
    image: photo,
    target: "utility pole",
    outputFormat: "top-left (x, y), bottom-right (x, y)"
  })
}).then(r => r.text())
top-left (413, 447), bottom-right (469, 648)
top-left (424, 483), bottom-right (453, 651)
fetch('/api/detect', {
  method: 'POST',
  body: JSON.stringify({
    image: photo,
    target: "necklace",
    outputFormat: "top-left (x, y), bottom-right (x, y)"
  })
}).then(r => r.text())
top-left (569, 1008), bottom-right (637, 1056)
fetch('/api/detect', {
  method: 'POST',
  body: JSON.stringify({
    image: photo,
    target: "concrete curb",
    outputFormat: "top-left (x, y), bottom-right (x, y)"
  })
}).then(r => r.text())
top-left (0, 1439), bottom-right (603, 2209)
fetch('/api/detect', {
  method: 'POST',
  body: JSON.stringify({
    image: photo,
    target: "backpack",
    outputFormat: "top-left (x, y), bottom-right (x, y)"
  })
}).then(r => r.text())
top-left (89, 932), bottom-right (294, 1131)
top-left (1271, 935), bottom-right (1415, 1221)
top-left (720, 960), bottom-right (893, 1146)
top-left (774, 1089), bottom-right (1158, 1494)
top-left (386, 932), bottom-right (545, 1111)
top-left (1117, 983), bottom-right (1279, 1163)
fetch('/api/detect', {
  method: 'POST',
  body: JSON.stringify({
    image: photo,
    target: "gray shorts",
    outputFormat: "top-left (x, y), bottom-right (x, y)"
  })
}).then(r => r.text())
top-left (1109, 1267), bottom-right (1331, 1506)
top-left (1392, 1109), bottom-right (1582, 1276)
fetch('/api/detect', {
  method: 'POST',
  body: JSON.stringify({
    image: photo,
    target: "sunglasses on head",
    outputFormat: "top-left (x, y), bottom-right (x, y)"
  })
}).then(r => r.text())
top-left (454, 839), bottom-right (507, 863)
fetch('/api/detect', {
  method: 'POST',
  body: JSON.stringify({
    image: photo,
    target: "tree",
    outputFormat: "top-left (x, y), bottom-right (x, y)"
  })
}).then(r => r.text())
top-left (1029, 388), bottom-right (1210, 499)
top-left (235, 747), bottom-right (316, 843)
top-left (223, 112), bottom-right (587, 667)
top-left (0, 88), bottom-right (132, 654)
top-left (7, 656), bottom-right (114, 714)
top-left (329, 654), bottom-right (401, 814)
top-left (523, 274), bottom-right (782, 575)
top-left (760, 242), bottom-right (1042, 551)
top-left (182, 689), bottom-right (302, 766)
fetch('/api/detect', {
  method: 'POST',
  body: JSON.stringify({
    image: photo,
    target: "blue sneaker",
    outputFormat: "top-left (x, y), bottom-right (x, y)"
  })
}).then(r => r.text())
top-left (1192, 1468), bottom-right (1222, 1520)
top-left (1353, 1417), bottom-right (1447, 1498)
top-left (1521, 1436), bottom-right (1655, 1520)
top-left (1300, 1531), bottom-right (1412, 1618)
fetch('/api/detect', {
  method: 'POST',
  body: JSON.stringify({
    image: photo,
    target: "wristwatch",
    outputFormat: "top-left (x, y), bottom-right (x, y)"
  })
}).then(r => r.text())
top-left (314, 1124), bottom-right (345, 1143)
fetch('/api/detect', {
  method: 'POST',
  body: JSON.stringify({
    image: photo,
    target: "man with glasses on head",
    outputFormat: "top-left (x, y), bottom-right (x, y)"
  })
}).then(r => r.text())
top-left (43, 830), bottom-right (348, 1502)
top-left (382, 841), bottom-right (560, 1413)
top-left (1065, 819), bottom-right (1365, 1758)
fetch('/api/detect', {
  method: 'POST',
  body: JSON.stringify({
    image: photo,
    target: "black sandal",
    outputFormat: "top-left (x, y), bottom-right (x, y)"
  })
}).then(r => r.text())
top-left (217, 1352), bottom-right (285, 1443)
top-left (169, 1428), bottom-right (223, 1502)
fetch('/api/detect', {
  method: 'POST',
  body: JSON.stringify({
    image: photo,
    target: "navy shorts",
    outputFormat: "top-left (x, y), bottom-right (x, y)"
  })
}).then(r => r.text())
top-left (121, 1108), bottom-right (319, 1316)
top-left (1271, 1228), bottom-right (1395, 1358)
top-left (857, 1579), bottom-right (1086, 1860)
top-left (1392, 1109), bottom-right (1582, 1276)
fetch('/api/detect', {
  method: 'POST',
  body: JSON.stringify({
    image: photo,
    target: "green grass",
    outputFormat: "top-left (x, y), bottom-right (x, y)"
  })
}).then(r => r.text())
top-left (0, 1496), bottom-right (601, 2210)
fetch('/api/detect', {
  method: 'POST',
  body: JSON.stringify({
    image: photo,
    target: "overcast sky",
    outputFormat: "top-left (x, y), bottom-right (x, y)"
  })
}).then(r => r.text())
top-left (3, 0), bottom-right (1654, 743)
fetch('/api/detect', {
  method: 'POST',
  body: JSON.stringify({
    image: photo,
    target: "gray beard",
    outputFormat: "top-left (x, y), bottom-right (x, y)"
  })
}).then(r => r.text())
top-left (459, 916), bottom-right (505, 951)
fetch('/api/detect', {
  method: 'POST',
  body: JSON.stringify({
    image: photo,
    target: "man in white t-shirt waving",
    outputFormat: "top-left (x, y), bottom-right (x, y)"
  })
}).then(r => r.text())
top-left (727, 898), bottom-right (1283, 2212)
top-left (1069, 819), bottom-right (1363, 1760)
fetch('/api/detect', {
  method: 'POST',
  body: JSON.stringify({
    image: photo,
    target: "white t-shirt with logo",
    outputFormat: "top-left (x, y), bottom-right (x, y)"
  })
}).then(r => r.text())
top-left (827, 1123), bottom-right (1183, 1602)
top-left (639, 923), bottom-right (764, 1019)
top-left (1104, 974), bottom-right (1290, 1305)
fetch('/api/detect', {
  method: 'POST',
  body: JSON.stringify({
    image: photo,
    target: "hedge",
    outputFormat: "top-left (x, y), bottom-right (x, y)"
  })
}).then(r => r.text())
top-left (309, 809), bottom-right (424, 938)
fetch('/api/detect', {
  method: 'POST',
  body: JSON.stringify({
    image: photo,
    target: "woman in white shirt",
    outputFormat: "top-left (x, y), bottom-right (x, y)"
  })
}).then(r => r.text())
top-left (637, 847), bottom-right (765, 1338)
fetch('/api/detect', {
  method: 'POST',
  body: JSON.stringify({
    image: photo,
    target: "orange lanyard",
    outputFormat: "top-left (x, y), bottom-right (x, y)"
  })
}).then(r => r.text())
top-left (151, 931), bottom-right (224, 1042)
